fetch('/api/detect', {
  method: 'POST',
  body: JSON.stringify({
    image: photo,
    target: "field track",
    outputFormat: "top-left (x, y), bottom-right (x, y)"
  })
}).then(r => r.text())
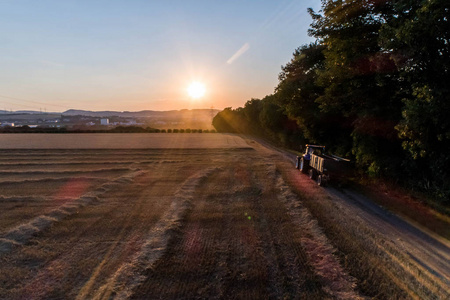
top-left (0, 133), bottom-right (448, 299)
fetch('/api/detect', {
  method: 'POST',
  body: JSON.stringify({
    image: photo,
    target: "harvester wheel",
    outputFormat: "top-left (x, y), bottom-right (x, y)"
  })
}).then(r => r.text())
top-left (308, 169), bottom-right (316, 180)
top-left (300, 158), bottom-right (308, 174)
top-left (317, 175), bottom-right (326, 187)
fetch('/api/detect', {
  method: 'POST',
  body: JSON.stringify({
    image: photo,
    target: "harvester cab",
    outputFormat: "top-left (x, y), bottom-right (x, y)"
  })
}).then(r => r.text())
top-left (302, 145), bottom-right (326, 160)
top-left (296, 144), bottom-right (326, 171)
top-left (296, 144), bottom-right (328, 186)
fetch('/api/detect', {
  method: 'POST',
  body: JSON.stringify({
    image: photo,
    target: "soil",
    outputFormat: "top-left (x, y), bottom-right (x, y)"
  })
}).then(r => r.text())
top-left (0, 134), bottom-right (448, 299)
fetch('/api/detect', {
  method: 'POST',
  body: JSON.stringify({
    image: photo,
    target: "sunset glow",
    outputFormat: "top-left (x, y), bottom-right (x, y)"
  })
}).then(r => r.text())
top-left (0, 1), bottom-right (321, 111)
top-left (187, 82), bottom-right (206, 99)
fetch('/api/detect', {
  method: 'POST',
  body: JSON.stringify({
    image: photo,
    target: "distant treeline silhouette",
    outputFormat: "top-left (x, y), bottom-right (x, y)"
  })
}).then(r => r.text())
top-left (213, 0), bottom-right (450, 207)
top-left (0, 126), bottom-right (216, 134)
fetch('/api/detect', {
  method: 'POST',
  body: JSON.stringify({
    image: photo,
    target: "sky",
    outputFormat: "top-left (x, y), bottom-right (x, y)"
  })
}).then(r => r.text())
top-left (0, 0), bottom-right (321, 112)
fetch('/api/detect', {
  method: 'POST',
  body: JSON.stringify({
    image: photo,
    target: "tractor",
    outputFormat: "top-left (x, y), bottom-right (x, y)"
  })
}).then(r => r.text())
top-left (296, 144), bottom-right (349, 186)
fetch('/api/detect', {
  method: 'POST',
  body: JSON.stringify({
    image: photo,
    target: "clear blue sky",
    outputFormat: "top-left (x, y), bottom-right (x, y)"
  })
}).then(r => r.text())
top-left (0, 0), bottom-right (321, 112)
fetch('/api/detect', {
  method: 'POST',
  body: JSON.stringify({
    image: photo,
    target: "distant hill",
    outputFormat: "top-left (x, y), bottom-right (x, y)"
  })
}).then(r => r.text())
top-left (1, 109), bottom-right (220, 129)
top-left (1, 109), bottom-right (220, 117)
top-left (61, 109), bottom-right (221, 129)
top-left (0, 113), bottom-right (61, 121)
top-left (62, 109), bottom-right (220, 118)
top-left (0, 110), bottom-right (59, 115)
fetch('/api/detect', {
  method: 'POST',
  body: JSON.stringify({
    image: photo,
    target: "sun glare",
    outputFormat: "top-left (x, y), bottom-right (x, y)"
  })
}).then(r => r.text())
top-left (187, 82), bottom-right (206, 99)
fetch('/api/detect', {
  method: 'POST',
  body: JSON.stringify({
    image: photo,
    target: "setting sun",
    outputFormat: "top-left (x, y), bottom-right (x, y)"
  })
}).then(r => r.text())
top-left (187, 82), bottom-right (206, 99)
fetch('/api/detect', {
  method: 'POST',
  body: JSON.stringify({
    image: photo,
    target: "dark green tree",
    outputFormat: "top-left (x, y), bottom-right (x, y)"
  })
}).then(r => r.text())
top-left (275, 43), bottom-right (353, 155)
top-left (381, 0), bottom-right (450, 199)
top-left (212, 107), bottom-right (241, 133)
top-left (243, 99), bottom-right (262, 125)
top-left (308, 0), bottom-right (404, 175)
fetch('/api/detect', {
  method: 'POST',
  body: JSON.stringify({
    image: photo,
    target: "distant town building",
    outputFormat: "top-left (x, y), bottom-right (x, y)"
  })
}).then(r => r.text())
top-left (45, 119), bottom-right (60, 123)
top-left (123, 119), bottom-right (137, 125)
top-left (100, 118), bottom-right (109, 125)
top-left (0, 122), bottom-right (14, 127)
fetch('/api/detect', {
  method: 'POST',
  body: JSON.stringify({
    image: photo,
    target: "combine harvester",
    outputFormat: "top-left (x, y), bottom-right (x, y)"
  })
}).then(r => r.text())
top-left (295, 144), bottom-right (350, 186)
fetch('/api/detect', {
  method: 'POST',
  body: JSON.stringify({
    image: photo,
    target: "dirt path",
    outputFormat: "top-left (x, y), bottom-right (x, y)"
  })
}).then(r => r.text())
top-left (247, 137), bottom-right (450, 299)
top-left (328, 188), bottom-right (450, 285)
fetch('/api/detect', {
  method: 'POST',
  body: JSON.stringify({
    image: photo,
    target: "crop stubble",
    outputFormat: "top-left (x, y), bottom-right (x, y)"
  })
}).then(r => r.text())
top-left (0, 134), bottom-right (398, 299)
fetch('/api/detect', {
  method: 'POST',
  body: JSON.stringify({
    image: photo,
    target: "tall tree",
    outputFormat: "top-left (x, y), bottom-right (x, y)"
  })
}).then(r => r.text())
top-left (381, 0), bottom-right (450, 198)
top-left (308, 0), bottom-right (404, 175)
top-left (275, 43), bottom-right (352, 155)
top-left (212, 108), bottom-right (243, 133)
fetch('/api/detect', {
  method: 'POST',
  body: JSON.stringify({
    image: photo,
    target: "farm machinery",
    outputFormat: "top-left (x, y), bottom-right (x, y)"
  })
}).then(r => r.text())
top-left (295, 144), bottom-right (350, 186)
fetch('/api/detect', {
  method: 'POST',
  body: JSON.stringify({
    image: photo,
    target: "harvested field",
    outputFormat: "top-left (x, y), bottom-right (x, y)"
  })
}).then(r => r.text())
top-left (0, 133), bottom-right (448, 299)
top-left (0, 133), bottom-right (250, 149)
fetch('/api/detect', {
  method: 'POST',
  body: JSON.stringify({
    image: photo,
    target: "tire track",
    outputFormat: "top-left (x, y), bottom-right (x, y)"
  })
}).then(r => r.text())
top-left (129, 169), bottom-right (231, 300)
top-left (11, 168), bottom-right (178, 300)
top-left (242, 139), bottom-right (361, 298)
top-left (131, 159), bottom-right (328, 299)
top-left (0, 170), bottom-right (147, 255)
top-left (90, 167), bottom-right (220, 300)
top-left (272, 170), bottom-right (361, 299)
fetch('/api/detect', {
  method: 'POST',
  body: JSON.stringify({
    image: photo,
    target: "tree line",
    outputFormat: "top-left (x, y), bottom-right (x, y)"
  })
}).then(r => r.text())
top-left (0, 126), bottom-right (216, 133)
top-left (213, 0), bottom-right (449, 205)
